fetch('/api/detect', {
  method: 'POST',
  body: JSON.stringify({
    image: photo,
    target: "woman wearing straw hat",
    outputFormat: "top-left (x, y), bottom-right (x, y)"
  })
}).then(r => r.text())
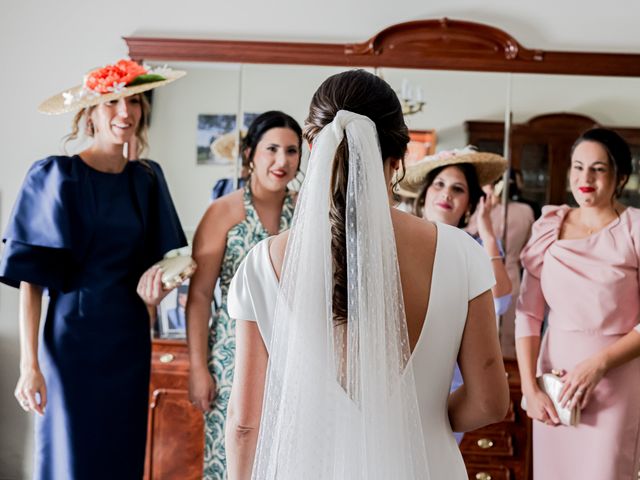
top-left (398, 148), bottom-right (512, 442)
top-left (0, 59), bottom-right (187, 480)
top-left (398, 147), bottom-right (512, 310)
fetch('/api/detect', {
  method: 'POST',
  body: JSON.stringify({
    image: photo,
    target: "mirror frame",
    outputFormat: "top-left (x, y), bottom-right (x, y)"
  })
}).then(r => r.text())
top-left (124, 18), bottom-right (640, 77)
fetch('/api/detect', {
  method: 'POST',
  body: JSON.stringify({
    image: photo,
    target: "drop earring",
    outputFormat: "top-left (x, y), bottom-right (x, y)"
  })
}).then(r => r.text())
top-left (464, 210), bottom-right (471, 225)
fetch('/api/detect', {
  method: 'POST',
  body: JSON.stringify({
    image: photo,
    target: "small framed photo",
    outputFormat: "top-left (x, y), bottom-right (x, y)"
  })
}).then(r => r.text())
top-left (157, 280), bottom-right (190, 339)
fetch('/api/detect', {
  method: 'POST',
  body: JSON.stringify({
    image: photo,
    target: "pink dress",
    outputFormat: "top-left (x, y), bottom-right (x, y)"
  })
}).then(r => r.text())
top-left (467, 201), bottom-right (535, 356)
top-left (515, 205), bottom-right (640, 480)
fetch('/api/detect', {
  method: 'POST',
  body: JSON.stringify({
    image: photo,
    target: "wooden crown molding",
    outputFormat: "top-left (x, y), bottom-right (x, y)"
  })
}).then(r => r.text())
top-left (125, 18), bottom-right (640, 76)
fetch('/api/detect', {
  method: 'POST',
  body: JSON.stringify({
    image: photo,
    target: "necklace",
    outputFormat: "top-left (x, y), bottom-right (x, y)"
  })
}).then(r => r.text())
top-left (579, 208), bottom-right (619, 235)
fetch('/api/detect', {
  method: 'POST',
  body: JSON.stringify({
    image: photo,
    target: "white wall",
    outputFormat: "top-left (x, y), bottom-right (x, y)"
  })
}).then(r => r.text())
top-left (2, 1), bottom-right (640, 477)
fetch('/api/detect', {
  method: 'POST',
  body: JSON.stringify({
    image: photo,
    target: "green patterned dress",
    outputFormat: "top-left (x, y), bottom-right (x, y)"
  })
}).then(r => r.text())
top-left (203, 183), bottom-right (295, 479)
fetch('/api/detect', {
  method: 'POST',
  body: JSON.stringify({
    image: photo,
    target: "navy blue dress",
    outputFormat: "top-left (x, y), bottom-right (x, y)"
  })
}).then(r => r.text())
top-left (0, 155), bottom-right (187, 480)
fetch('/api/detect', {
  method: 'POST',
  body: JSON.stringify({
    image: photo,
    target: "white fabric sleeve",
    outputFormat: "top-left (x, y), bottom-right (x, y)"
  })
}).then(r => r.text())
top-left (462, 233), bottom-right (496, 301)
top-left (227, 252), bottom-right (258, 322)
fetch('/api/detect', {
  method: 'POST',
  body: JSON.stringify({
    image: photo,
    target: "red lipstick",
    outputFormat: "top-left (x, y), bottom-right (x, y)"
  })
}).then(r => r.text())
top-left (579, 187), bottom-right (595, 193)
top-left (436, 202), bottom-right (452, 210)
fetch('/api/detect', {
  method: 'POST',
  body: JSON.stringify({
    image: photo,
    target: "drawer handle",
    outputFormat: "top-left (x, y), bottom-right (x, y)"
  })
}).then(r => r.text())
top-left (159, 353), bottom-right (175, 364)
top-left (477, 438), bottom-right (494, 449)
top-left (476, 473), bottom-right (492, 480)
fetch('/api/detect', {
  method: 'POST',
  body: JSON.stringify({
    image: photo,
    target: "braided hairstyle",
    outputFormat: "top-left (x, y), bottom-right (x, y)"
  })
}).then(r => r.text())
top-left (304, 69), bottom-right (409, 325)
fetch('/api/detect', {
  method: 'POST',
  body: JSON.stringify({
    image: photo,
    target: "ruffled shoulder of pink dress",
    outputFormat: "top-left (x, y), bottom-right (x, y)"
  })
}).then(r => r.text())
top-left (519, 204), bottom-right (570, 278)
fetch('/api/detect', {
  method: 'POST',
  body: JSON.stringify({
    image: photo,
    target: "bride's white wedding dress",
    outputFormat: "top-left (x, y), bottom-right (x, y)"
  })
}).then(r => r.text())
top-left (229, 221), bottom-right (494, 479)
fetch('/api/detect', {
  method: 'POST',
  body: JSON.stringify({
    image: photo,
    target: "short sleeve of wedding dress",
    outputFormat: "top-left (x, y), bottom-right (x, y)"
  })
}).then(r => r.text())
top-left (227, 238), bottom-right (278, 346)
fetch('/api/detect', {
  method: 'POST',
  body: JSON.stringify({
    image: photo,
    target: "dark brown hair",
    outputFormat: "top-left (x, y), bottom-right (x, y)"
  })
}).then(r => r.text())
top-left (413, 163), bottom-right (485, 228)
top-left (241, 110), bottom-right (303, 170)
top-left (571, 128), bottom-right (632, 199)
top-left (64, 93), bottom-right (151, 157)
top-left (304, 69), bottom-right (409, 325)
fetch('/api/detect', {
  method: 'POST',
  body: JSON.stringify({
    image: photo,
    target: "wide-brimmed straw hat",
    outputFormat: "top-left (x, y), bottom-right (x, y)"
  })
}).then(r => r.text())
top-left (38, 59), bottom-right (186, 115)
top-left (210, 130), bottom-right (246, 163)
top-left (397, 146), bottom-right (507, 198)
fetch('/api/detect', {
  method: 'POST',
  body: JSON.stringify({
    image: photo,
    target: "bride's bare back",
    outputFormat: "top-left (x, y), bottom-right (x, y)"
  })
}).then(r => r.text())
top-left (269, 206), bottom-right (508, 433)
top-left (269, 207), bottom-right (435, 353)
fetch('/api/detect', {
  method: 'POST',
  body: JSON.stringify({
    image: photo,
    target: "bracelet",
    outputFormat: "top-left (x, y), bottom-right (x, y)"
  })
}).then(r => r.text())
top-left (490, 255), bottom-right (504, 261)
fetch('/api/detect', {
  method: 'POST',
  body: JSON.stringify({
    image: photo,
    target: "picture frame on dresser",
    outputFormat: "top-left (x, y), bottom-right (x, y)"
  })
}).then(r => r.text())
top-left (157, 280), bottom-right (189, 338)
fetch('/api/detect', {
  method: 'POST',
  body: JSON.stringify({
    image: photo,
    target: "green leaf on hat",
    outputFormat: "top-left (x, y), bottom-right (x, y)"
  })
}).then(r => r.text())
top-left (128, 73), bottom-right (166, 86)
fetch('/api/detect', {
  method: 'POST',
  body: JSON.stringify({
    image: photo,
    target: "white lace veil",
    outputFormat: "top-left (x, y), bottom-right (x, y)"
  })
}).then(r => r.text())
top-left (252, 110), bottom-right (430, 479)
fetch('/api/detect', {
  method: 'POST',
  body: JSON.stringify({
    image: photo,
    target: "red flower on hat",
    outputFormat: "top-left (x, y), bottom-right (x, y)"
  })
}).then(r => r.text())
top-left (84, 60), bottom-right (148, 94)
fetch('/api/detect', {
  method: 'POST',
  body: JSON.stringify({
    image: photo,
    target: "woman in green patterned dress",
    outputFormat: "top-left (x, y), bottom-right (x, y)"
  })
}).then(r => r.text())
top-left (186, 111), bottom-right (302, 479)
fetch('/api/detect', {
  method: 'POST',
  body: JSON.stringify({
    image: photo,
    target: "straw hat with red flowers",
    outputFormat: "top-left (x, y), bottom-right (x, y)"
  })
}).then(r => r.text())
top-left (38, 59), bottom-right (185, 115)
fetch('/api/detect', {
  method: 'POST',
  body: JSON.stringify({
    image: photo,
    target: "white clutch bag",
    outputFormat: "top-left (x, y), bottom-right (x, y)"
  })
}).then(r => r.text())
top-left (520, 373), bottom-right (581, 426)
top-left (155, 247), bottom-right (197, 290)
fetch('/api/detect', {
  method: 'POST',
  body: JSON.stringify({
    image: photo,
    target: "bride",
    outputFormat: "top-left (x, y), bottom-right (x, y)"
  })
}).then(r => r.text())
top-left (224, 69), bottom-right (509, 479)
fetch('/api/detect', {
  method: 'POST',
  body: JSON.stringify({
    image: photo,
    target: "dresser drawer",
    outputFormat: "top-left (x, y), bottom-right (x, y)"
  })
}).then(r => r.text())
top-left (460, 430), bottom-right (514, 457)
top-left (152, 339), bottom-right (189, 373)
top-left (466, 464), bottom-right (511, 480)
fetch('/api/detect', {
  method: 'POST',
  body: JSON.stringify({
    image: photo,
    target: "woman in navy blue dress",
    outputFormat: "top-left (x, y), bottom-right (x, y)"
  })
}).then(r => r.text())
top-left (0, 60), bottom-right (187, 480)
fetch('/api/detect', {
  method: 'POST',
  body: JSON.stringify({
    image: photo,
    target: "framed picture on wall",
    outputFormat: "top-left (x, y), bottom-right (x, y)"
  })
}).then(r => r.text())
top-left (197, 112), bottom-right (262, 166)
top-left (197, 114), bottom-right (237, 165)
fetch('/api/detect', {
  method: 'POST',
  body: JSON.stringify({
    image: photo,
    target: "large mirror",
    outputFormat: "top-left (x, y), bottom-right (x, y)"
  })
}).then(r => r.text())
top-left (127, 20), bottom-right (640, 480)
top-left (147, 61), bottom-right (512, 230)
top-left (131, 21), bottom-right (640, 348)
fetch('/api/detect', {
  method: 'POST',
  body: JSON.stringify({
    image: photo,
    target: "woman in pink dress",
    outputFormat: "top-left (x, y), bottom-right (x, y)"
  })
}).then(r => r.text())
top-left (515, 128), bottom-right (640, 480)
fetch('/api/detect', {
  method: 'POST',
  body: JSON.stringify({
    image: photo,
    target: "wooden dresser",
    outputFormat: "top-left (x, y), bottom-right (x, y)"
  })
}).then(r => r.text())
top-left (144, 339), bottom-right (204, 480)
top-left (461, 358), bottom-right (532, 480)
top-left (144, 342), bottom-right (531, 480)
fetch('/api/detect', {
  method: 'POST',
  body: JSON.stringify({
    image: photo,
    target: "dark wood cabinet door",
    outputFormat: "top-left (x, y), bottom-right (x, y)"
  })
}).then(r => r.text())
top-left (145, 339), bottom-right (205, 480)
top-left (147, 389), bottom-right (204, 480)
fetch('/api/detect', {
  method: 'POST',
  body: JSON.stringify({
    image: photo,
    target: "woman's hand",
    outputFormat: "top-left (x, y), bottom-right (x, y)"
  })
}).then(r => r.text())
top-left (136, 265), bottom-right (171, 307)
top-left (189, 364), bottom-right (216, 412)
top-left (476, 195), bottom-right (497, 242)
top-left (522, 386), bottom-right (560, 426)
top-left (558, 356), bottom-right (606, 410)
top-left (15, 368), bottom-right (47, 415)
